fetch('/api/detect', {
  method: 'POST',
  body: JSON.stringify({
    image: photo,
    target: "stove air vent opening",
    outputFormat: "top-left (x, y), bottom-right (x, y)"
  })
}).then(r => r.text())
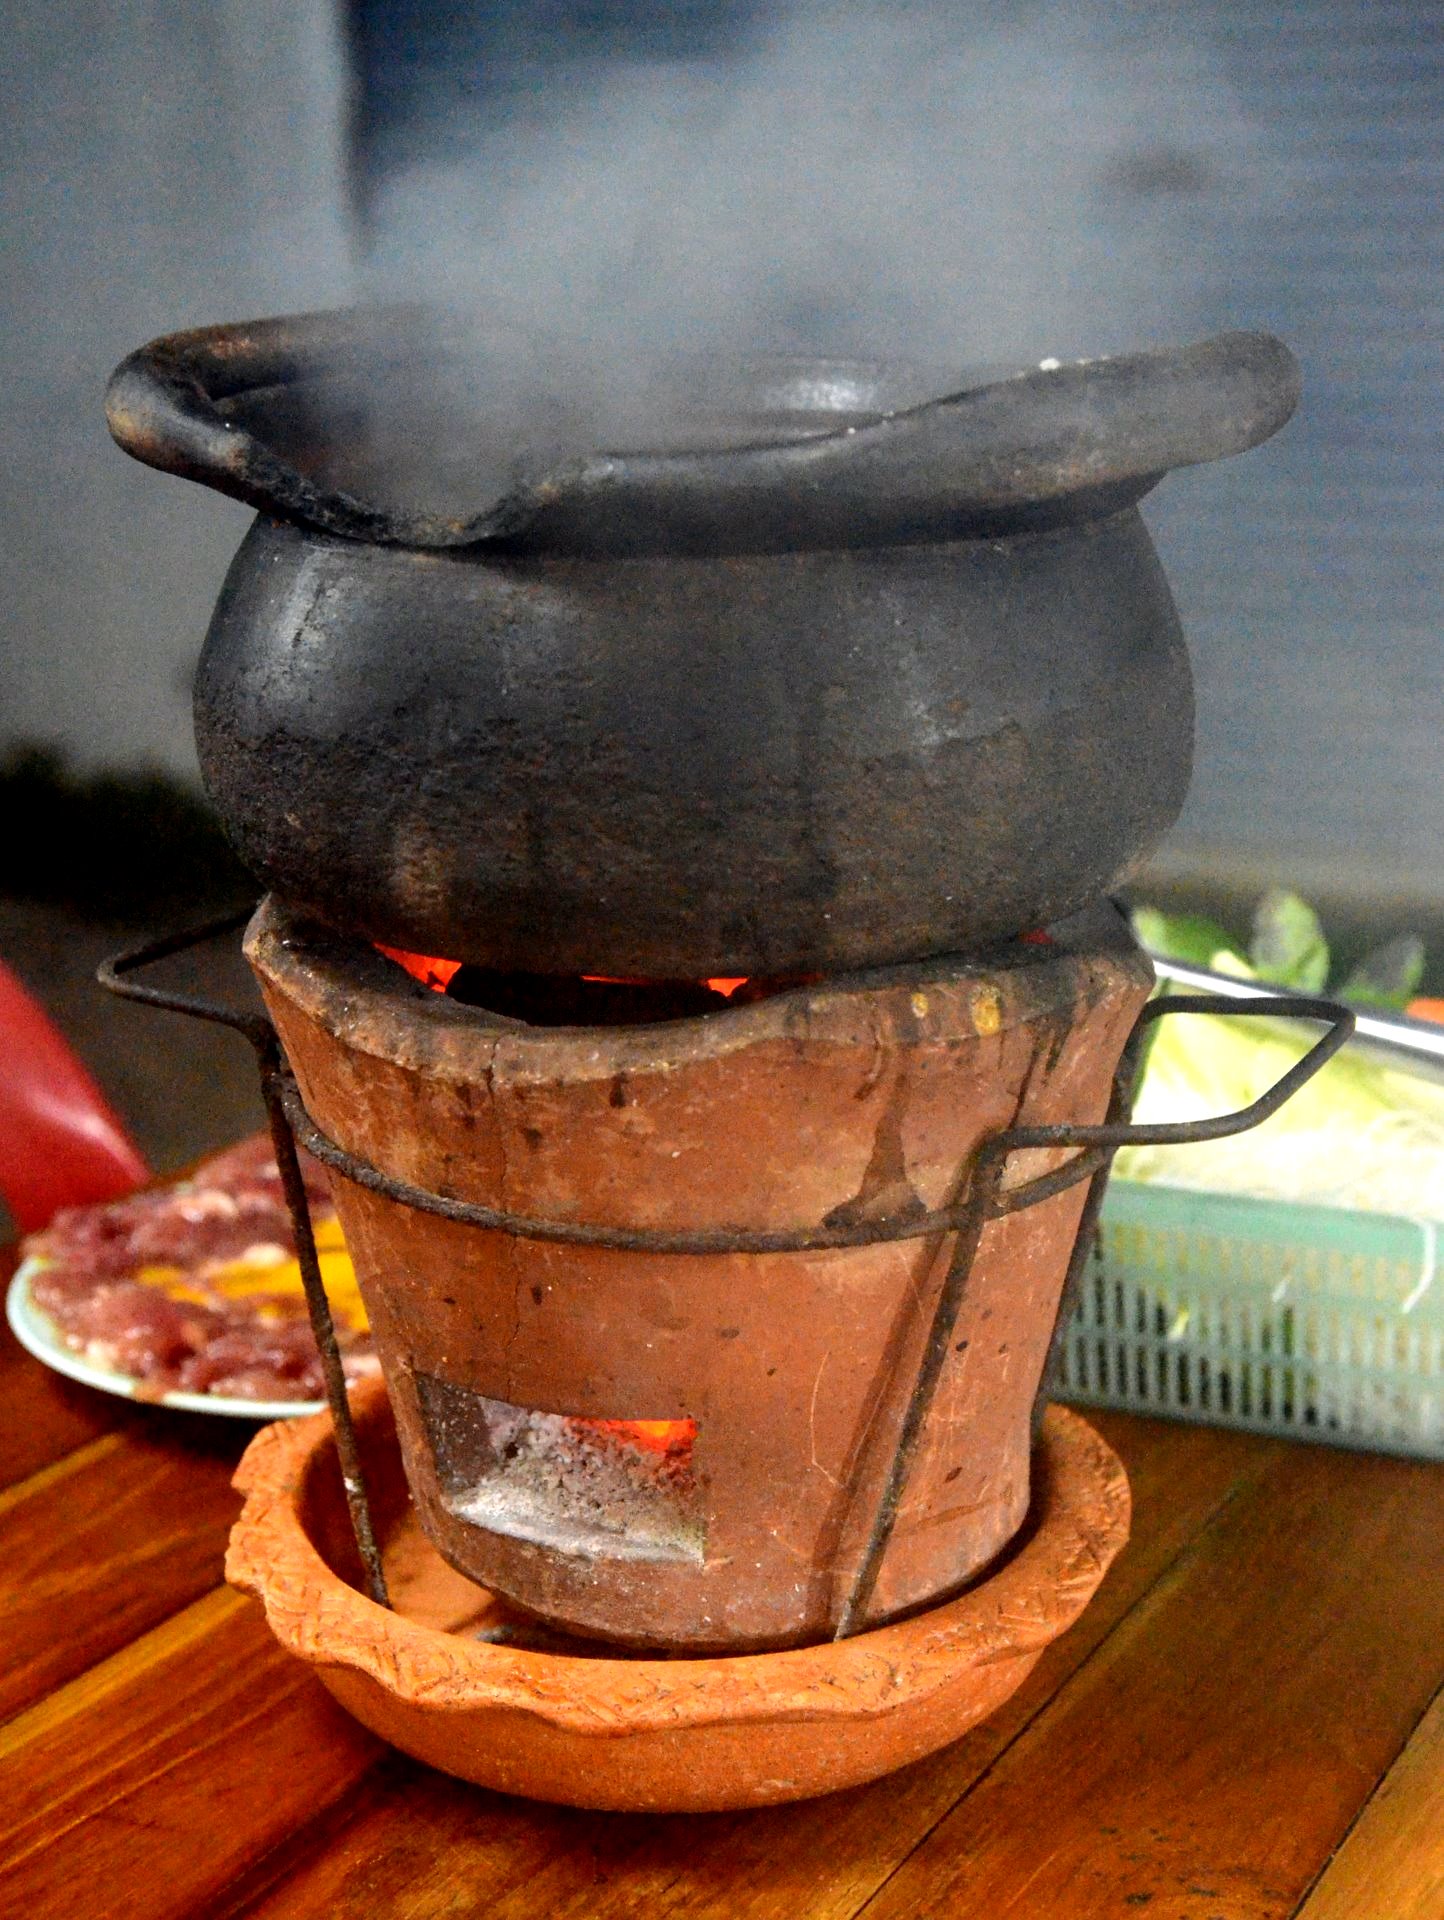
top-left (414, 1371), bottom-right (704, 1564)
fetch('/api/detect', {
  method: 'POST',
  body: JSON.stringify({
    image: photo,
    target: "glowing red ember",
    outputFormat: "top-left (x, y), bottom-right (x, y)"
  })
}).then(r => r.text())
top-left (377, 945), bottom-right (461, 991)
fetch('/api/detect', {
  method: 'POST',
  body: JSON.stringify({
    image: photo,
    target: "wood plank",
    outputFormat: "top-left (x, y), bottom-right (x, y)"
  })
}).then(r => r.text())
top-left (227, 1760), bottom-right (647, 1920)
top-left (1295, 1681), bottom-right (1444, 1920)
top-left (0, 1264), bottom-right (118, 1490)
top-left (856, 1443), bottom-right (1444, 1920)
top-left (233, 1414), bottom-right (1279, 1920)
top-left (0, 1587), bottom-right (381, 1920)
top-left (0, 1414), bottom-right (247, 1722)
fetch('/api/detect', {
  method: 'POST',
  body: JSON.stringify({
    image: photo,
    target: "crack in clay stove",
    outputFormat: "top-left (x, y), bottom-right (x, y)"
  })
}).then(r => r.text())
top-left (482, 1049), bottom-right (524, 1401)
top-left (809, 1350), bottom-right (838, 1488)
top-left (825, 1054), bottom-right (927, 1234)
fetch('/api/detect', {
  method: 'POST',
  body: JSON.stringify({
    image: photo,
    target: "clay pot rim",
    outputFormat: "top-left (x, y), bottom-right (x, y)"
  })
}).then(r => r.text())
top-left (226, 1375), bottom-right (1129, 1737)
top-left (246, 896), bottom-right (1134, 1089)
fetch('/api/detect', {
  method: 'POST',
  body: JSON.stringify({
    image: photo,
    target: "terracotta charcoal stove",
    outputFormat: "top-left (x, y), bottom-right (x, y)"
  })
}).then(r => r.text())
top-left (100, 312), bottom-right (1352, 1808)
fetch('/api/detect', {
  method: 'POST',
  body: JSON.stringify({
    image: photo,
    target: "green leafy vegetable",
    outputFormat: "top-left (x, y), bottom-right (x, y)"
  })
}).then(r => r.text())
top-left (1125, 893), bottom-right (1443, 1218)
top-left (1118, 996), bottom-right (1444, 1219)
top-left (1340, 936), bottom-right (1427, 1010)
top-left (1129, 906), bottom-right (1243, 971)
top-left (1248, 889), bottom-right (1330, 993)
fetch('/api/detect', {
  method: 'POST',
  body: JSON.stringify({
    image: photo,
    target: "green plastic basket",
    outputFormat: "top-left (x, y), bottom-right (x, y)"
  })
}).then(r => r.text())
top-left (1059, 1179), bottom-right (1444, 1458)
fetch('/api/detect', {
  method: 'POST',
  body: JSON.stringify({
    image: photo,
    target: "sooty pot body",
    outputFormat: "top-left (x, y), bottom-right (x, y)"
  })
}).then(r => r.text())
top-left (195, 506), bottom-right (1193, 975)
top-left (108, 313), bottom-right (1300, 974)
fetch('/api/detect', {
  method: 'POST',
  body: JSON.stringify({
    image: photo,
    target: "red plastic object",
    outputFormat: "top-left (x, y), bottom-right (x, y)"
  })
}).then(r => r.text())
top-left (0, 958), bottom-right (149, 1232)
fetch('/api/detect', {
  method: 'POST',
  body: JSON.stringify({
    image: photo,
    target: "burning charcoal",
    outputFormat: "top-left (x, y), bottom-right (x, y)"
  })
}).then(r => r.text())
top-left (445, 970), bottom-right (732, 1026)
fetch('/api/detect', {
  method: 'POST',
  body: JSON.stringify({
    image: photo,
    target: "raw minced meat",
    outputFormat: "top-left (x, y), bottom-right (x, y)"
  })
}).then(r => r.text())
top-left (23, 1133), bottom-right (375, 1403)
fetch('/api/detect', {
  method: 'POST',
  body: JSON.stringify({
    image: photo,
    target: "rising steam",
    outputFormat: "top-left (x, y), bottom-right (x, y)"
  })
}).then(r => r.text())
top-left (341, 2), bottom-right (1263, 512)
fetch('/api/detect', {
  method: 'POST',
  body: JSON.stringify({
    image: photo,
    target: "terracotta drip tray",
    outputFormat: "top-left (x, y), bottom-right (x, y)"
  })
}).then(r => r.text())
top-left (227, 1377), bottom-right (1129, 1812)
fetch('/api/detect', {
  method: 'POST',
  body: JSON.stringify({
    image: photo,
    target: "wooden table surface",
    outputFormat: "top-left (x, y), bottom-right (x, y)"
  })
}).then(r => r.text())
top-left (3, 1246), bottom-right (1444, 1920)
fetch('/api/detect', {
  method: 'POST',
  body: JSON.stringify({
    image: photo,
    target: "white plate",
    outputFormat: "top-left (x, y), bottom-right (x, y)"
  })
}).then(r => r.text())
top-left (6, 1257), bottom-right (324, 1420)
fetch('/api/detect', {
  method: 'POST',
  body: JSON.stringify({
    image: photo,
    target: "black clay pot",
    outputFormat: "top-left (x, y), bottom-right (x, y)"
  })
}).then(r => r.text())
top-left (107, 311), bottom-right (1299, 975)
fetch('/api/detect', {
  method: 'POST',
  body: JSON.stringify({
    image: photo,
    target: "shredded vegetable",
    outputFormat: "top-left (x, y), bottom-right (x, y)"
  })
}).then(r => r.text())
top-left (1121, 896), bottom-right (1444, 1221)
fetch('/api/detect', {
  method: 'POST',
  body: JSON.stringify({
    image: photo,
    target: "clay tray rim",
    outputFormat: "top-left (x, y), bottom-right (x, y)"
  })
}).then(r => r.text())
top-left (226, 1377), bottom-right (1129, 1737)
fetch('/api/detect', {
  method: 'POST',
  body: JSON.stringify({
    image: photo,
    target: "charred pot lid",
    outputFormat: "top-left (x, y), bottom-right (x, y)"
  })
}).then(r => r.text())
top-left (105, 307), bottom-right (1299, 556)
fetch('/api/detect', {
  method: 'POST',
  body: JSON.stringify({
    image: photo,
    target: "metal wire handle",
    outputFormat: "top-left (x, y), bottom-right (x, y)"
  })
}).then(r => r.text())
top-left (99, 910), bottom-right (391, 1607)
top-left (834, 990), bottom-right (1354, 1634)
top-left (99, 913), bottom-right (1354, 1637)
